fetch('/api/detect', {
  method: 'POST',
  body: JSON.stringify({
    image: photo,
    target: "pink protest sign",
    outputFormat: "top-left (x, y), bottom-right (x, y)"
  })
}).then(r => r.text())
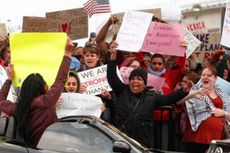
top-left (147, 73), bottom-right (165, 91)
top-left (120, 66), bottom-right (165, 91)
top-left (141, 21), bottom-right (185, 57)
top-left (119, 67), bottom-right (134, 84)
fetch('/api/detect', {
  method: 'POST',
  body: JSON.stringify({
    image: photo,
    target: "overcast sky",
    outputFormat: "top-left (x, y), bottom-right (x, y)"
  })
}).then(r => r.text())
top-left (0, 0), bottom-right (224, 45)
top-left (0, 0), bottom-right (172, 24)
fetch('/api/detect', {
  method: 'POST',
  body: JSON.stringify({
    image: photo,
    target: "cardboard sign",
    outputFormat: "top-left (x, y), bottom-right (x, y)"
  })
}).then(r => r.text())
top-left (0, 23), bottom-right (7, 37)
top-left (56, 93), bottom-right (103, 118)
top-left (116, 10), bottom-right (152, 52)
top-left (141, 21), bottom-right (185, 56)
top-left (22, 16), bottom-right (51, 32)
top-left (194, 32), bottom-right (221, 63)
top-left (46, 8), bottom-right (88, 39)
top-left (10, 33), bottom-right (67, 87)
top-left (221, 2), bottom-right (230, 48)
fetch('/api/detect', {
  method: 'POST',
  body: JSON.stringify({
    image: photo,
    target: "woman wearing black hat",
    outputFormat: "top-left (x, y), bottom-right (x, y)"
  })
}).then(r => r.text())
top-left (106, 41), bottom-right (202, 148)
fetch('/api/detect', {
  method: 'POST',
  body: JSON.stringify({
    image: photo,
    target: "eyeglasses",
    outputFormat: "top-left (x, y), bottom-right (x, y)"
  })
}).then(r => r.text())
top-left (152, 62), bottom-right (163, 66)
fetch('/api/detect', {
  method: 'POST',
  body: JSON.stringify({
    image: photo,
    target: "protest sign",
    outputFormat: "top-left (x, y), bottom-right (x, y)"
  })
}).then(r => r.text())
top-left (78, 65), bottom-right (123, 95)
top-left (147, 73), bottom-right (165, 91)
top-left (193, 32), bottom-right (221, 63)
top-left (46, 8), bottom-right (88, 39)
top-left (184, 29), bottom-right (201, 58)
top-left (56, 93), bottom-right (103, 118)
top-left (22, 16), bottom-right (50, 32)
top-left (141, 21), bottom-right (185, 56)
top-left (215, 77), bottom-right (230, 96)
top-left (186, 20), bottom-right (208, 34)
top-left (78, 65), bottom-right (112, 95)
top-left (112, 8), bottom-right (161, 32)
top-left (221, 2), bottom-right (230, 48)
top-left (0, 23), bottom-right (7, 37)
top-left (196, 77), bottom-right (230, 96)
top-left (119, 66), bottom-right (134, 84)
top-left (119, 66), bottom-right (165, 90)
top-left (0, 65), bottom-right (14, 101)
top-left (10, 33), bottom-right (67, 87)
top-left (116, 10), bottom-right (152, 52)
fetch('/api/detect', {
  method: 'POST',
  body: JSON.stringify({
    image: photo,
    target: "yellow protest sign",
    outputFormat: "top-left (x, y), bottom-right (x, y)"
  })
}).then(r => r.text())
top-left (10, 32), bottom-right (67, 87)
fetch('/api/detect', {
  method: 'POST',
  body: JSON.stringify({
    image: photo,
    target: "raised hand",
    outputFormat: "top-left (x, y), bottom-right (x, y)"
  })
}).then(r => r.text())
top-left (65, 37), bottom-right (74, 57)
top-left (7, 64), bottom-right (14, 80)
top-left (101, 89), bottom-right (112, 100)
top-left (109, 16), bottom-right (119, 25)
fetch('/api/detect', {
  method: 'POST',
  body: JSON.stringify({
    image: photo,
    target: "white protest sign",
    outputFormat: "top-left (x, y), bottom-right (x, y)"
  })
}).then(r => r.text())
top-left (0, 23), bottom-right (7, 37)
top-left (0, 66), bottom-right (14, 102)
top-left (116, 10), bottom-right (152, 52)
top-left (78, 65), bottom-right (118, 95)
top-left (184, 29), bottom-right (201, 58)
top-left (221, 2), bottom-right (230, 48)
top-left (56, 93), bottom-right (103, 118)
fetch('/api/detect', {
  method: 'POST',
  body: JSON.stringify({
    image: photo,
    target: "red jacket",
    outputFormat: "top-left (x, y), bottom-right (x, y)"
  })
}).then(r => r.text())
top-left (153, 55), bottom-right (186, 121)
top-left (0, 56), bottom-right (71, 148)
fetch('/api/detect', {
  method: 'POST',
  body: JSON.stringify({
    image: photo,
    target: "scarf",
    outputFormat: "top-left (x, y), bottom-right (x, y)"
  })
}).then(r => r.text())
top-left (147, 66), bottom-right (166, 76)
top-left (185, 83), bottom-right (230, 131)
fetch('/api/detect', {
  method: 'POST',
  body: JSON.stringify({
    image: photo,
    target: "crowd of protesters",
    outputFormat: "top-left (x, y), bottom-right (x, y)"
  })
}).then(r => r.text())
top-left (0, 15), bottom-right (230, 153)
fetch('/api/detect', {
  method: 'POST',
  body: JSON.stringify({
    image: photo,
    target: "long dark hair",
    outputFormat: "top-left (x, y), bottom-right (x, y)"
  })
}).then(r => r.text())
top-left (15, 73), bottom-right (46, 142)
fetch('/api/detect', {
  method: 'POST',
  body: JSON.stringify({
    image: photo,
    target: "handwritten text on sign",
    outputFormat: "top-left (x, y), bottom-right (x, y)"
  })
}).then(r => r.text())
top-left (221, 2), bottom-right (230, 48)
top-left (56, 93), bottom-right (103, 118)
top-left (184, 29), bottom-right (201, 58)
top-left (141, 22), bottom-right (185, 57)
top-left (116, 10), bottom-right (152, 52)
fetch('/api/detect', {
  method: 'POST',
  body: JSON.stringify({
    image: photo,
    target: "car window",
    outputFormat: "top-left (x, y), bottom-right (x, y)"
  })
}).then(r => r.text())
top-left (38, 122), bottom-right (114, 153)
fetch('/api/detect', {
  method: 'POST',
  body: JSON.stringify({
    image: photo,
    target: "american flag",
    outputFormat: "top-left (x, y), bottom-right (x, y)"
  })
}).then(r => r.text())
top-left (83, 0), bottom-right (111, 17)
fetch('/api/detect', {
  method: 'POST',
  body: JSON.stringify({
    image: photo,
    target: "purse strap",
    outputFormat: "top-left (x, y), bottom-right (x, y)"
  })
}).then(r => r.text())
top-left (121, 98), bottom-right (141, 132)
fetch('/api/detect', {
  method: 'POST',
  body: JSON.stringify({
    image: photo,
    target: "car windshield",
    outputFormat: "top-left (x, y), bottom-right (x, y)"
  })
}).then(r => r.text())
top-left (37, 122), bottom-right (146, 153)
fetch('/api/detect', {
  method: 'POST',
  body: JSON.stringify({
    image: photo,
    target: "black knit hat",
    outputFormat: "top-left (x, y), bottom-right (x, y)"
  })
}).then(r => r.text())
top-left (129, 68), bottom-right (147, 85)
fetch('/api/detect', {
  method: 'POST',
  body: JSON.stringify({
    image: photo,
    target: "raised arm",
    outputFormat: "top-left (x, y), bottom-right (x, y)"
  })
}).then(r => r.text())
top-left (155, 80), bottom-right (193, 107)
top-left (96, 16), bottom-right (119, 52)
top-left (0, 64), bottom-right (16, 115)
top-left (36, 37), bottom-right (73, 107)
top-left (107, 41), bottom-right (126, 94)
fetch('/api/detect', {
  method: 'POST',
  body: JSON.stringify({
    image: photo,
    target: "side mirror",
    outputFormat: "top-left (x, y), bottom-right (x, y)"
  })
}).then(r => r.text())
top-left (113, 140), bottom-right (131, 153)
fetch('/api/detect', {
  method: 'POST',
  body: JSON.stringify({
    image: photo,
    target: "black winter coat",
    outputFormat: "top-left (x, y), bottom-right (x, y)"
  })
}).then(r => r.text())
top-left (107, 60), bottom-right (187, 148)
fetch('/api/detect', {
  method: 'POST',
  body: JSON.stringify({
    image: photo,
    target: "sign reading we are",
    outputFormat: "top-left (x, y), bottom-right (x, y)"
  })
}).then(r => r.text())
top-left (78, 65), bottom-right (112, 96)
top-left (141, 21), bottom-right (185, 57)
